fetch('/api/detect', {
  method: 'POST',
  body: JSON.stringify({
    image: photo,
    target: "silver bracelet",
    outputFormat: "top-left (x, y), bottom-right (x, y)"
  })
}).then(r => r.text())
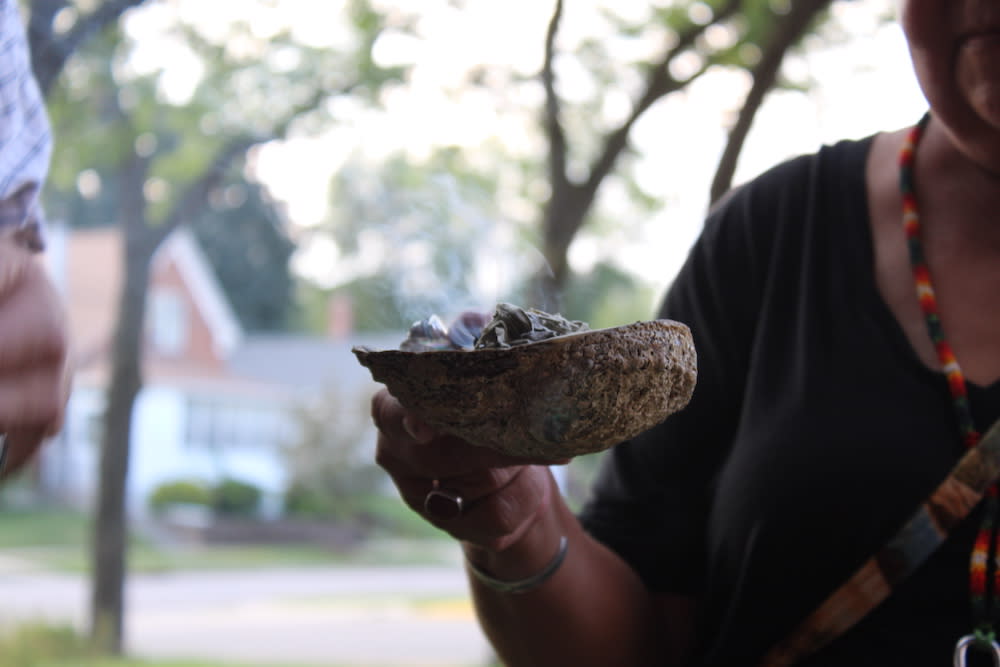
top-left (466, 536), bottom-right (568, 594)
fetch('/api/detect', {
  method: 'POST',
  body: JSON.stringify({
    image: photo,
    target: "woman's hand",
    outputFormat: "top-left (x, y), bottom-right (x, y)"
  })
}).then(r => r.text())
top-left (372, 388), bottom-right (675, 667)
top-left (371, 387), bottom-right (565, 552)
top-left (0, 237), bottom-right (70, 477)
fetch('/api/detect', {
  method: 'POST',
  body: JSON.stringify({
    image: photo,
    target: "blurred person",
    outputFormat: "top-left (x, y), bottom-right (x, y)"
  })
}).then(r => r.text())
top-left (0, 0), bottom-right (69, 480)
top-left (370, 0), bottom-right (1000, 665)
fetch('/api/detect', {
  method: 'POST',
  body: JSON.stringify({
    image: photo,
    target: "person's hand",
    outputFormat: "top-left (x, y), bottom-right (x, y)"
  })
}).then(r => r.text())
top-left (0, 237), bottom-right (70, 478)
top-left (371, 387), bottom-right (566, 553)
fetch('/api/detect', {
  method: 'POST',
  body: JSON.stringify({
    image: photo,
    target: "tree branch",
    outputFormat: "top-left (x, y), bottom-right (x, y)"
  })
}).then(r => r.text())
top-left (541, 0), bottom-right (567, 194)
top-left (274, 82), bottom-right (357, 138)
top-left (157, 137), bottom-right (259, 244)
top-left (26, 0), bottom-right (67, 94)
top-left (158, 80), bottom-right (349, 242)
top-left (537, 0), bottom-right (748, 299)
top-left (29, 0), bottom-right (151, 97)
top-left (583, 0), bottom-right (744, 199)
top-left (709, 0), bottom-right (834, 205)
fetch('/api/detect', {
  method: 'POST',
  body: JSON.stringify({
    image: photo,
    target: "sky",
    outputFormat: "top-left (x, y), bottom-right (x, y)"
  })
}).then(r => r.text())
top-left (260, 0), bottom-right (927, 298)
top-left (127, 0), bottom-right (929, 301)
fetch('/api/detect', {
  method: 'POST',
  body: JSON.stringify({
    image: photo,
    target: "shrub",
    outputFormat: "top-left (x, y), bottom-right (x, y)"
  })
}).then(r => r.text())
top-left (148, 479), bottom-right (212, 513)
top-left (358, 493), bottom-right (445, 539)
top-left (211, 477), bottom-right (261, 517)
top-left (283, 482), bottom-right (336, 518)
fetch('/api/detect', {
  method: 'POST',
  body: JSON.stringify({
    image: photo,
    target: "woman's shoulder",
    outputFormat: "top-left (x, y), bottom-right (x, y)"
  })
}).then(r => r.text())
top-left (702, 135), bottom-right (875, 251)
top-left (712, 136), bottom-right (874, 217)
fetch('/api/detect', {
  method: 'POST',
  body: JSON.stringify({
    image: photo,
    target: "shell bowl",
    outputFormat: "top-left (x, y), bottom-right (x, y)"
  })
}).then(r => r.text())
top-left (353, 319), bottom-right (697, 459)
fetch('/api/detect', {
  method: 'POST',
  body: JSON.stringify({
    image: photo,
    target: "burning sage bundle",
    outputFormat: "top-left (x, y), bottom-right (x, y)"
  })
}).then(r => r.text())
top-left (401, 303), bottom-right (588, 352)
top-left (353, 304), bottom-right (697, 459)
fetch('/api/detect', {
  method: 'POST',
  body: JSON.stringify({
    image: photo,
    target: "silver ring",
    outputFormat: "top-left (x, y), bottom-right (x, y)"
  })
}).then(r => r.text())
top-left (954, 634), bottom-right (1000, 667)
top-left (423, 480), bottom-right (464, 520)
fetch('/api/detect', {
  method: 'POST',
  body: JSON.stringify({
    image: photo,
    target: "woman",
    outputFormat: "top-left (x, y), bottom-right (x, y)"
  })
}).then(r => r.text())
top-left (370, 1), bottom-right (1000, 664)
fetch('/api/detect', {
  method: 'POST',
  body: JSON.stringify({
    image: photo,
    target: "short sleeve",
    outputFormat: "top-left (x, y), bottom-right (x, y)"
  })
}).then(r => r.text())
top-left (0, 0), bottom-right (53, 250)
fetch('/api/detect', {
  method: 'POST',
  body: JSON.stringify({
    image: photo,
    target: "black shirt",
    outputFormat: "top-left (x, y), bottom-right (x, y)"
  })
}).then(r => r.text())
top-left (578, 137), bottom-right (1000, 666)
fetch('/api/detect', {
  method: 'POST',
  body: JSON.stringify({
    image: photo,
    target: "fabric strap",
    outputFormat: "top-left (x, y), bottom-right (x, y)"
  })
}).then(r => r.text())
top-left (759, 417), bottom-right (1000, 666)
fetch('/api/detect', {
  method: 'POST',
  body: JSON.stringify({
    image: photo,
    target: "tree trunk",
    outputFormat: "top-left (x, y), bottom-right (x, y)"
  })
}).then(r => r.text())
top-left (539, 185), bottom-right (593, 311)
top-left (89, 230), bottom-right (153, 654)
top-left (86, 136), bottom-right (257, 652)
top-left (88, 148), bottom-right (160, 654)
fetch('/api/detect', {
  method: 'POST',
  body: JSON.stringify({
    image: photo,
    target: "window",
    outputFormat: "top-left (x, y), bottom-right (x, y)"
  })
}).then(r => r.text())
top-left (148, 287), bottom-right (188, 357)
top-left (185, 396), bottom-right (283, 450)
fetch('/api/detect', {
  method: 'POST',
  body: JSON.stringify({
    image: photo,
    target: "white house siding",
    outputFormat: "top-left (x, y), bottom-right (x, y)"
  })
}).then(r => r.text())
top-left (176, 390), bottom-right (293, 517)
top-left (42, 380), bottom-right (294, 518)
top-left (38, 384), bottom-right (103, 508)
top-left (130, 385), bottom-right (293, 517)
top-left (128, 385), bottom-right (187, 516)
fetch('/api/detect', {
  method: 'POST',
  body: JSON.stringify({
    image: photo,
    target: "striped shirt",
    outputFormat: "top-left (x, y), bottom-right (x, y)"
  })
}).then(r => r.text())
top-left (0, 0), bottom-right (51, 251)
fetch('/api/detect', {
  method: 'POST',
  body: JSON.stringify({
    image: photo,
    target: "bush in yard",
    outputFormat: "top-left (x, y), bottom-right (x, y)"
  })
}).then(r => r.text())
top-left (211, 477), bottom-right (262, 517)
top-left (282, 388), bottom-right (385, 522)
top-left (283, 481), bottom-right (336, 518)
top-left (148, 479), bottom-right (212, 513)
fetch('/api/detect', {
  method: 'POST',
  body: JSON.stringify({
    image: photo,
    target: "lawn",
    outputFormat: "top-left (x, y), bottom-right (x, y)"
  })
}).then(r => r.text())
top-left (0, 506), bottom-right (456, 573)
top-left (0, 506), bottom-right (91, 547)
top-left (0, 622), bottom-right (487, 667)
top-left (0, 623), bottom-right (323, 667)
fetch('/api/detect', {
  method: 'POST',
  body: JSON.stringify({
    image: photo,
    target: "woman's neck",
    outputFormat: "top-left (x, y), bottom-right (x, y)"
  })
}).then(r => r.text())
top-left (866, 119), bottom-right (1000, 388)
top-left (915, 117), bottom-right (1000, 247)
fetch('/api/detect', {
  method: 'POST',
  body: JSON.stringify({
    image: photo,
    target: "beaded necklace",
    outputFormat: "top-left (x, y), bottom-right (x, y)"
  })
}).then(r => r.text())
top-left (899, 112), bottom-right (996, 643)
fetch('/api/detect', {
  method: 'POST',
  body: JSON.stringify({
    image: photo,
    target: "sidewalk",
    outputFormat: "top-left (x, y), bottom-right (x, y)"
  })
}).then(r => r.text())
top-left (0, 561), bottom-right (494, 666)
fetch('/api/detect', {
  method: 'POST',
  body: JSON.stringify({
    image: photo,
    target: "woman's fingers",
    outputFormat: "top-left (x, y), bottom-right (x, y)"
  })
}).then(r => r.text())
top-left (390, 464), bottom-right (524, 516)
top-left (442, 466), bottom-right (553, 551)
top-left (371, 387), bottom-right (559, 548)
top-left (392, 463), bottom-right (553, 551)
top-left (372, 389), bottom-right (568, 477)
top-left (370, 388), bottom-right (417, 444)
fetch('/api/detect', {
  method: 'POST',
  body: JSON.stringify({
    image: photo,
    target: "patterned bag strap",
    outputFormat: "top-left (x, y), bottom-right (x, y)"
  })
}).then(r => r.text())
top-left (759, 416), bottom-right (1000, 667)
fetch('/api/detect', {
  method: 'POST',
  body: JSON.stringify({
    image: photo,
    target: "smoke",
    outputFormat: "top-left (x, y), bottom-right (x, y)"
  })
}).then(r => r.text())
top-left (366, 172), bottom-right (552, 327)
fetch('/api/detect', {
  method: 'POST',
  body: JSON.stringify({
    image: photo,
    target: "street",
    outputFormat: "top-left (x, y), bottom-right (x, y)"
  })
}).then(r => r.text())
top-left (0, 558), bottom-right (493, 666)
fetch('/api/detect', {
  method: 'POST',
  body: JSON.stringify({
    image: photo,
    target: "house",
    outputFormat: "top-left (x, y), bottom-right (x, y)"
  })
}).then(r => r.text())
top-left (38, 224), bottom-right (398, 517)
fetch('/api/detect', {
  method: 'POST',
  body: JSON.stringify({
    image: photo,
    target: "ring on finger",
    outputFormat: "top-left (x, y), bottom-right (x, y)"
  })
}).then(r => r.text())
top-left (423, 479), bottom-right (464, 520)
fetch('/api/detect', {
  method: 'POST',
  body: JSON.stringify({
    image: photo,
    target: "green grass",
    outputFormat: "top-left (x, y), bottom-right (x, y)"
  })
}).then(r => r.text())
top-left (0, 507), bottom-right (457, 574)
top-left (0, 622), bottom-right (482, 667)
top-left (0, 623), bottom-right (311, 667)
top-left (0, 507), bottom-right (345, 573)
top-left (0, 508), bottom-right (91, 547)
top-left (21, 541), bottom-right (360, 574)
